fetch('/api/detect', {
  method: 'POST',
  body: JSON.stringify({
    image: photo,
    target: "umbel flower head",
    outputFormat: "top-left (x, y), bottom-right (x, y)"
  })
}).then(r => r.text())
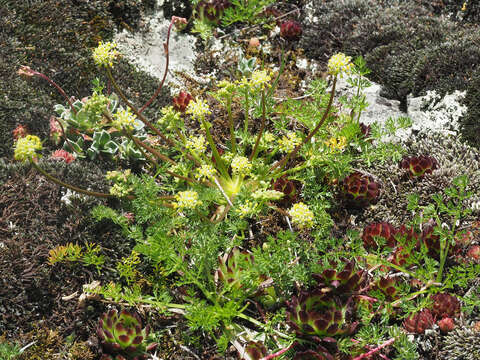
top-left (231, 155), bottom-right (252, 176)
top-left (174, 190), bottom-right (202, 210)
top-left (186, 98), bottom-right (211, 120)
top-left (14, 135), bottom-right (42, 162)
top-left (327, 53), bottom-right (353, 77)
top-left (250, 69), bottom-right (272, 89)
top-left (113, 108), bottom-right (137, 131)
top-left (289, 202), bottom-right (314, 229)
top-left (93, 41), bottom-right (120, 68)
top-left (195, 164), bottom-right (217, 180)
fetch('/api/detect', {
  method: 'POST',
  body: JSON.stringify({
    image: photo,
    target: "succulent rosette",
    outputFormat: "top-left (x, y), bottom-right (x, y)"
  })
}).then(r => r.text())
top-left (362, 222), bottom-right (397, 250)
top-left (172, 90), bottom-right (193, 112)
top-left (340, 171), bottom-right (381, 207)
top-left (97, 309), bottom-right (157, 360)
top-left (286, 289), bottom-right (355, 337)
top-left (376, 276), bottom-right (398, 299)
top-left (241, 341), bottom-right (268, 360)
top-left (216, 247), bottom-right (255, 293)
top-left (280, 20), bottom-right (303, 41)
top-left (293, 349), bottom-right (334, 360)
top-left (197, 0), bottom-right (232, 23)
top-left (431, 293), bottom-right (461, 319)
top-left (271, 175), bottom-right (298, 207)
top-left (403, 309), bottom-right (435, 334)
top-left (312, 260), bottom-right (366, 295)
top-left (399, 155), bottom-right (438, 178)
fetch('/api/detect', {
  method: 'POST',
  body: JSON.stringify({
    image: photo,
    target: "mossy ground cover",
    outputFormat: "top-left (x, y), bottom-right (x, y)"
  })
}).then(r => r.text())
top-left (1, 1), bottom-right (480, 359)
top-left (300, 0), bottom-right (480, 147)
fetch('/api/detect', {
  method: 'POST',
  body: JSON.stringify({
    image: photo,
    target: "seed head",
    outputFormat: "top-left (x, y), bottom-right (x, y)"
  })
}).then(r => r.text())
top-left (278, 131), bottom-right (301, 153)
top-left (195, 164), bottom-right (217, 180)
top-left (185, 135), bottom-right (207, 153)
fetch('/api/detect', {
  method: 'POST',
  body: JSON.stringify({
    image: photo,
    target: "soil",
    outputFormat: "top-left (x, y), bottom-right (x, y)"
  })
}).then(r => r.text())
top-left (1, 0), bottom-right (479, 359)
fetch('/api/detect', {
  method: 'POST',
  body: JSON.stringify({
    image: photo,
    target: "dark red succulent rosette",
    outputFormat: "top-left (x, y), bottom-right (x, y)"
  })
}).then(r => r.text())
top-left (241, 341), bottom-right (268, 360)
top-left (359, 122), bottom-right (371, 141)
top-left (376, 276), bottom-right (398, 299)
top-left (286, 290), bottom-right (355, 338)
top-left (431, 293), bottom-right (461, 319)
top-left (280, 20), bottom-right (303, 41)
top-left (172, 90), bottom-right (193, 112)
top-left (399, 155), bottom-right (438, 178)
top-left (271, 175), bottom-right (298, 207)
top-left (340, 171), bottom-right (381, 208)
top-left (362, 222), bottom-right (397, 250)
top-left (196, 0), bottom-right (232, 23)
top-left (403, 309), bottom-right (435, 334)
top-left (421, 220), bottom-right (462, 259)
top-left (312, 260), bottom-right (366, 295)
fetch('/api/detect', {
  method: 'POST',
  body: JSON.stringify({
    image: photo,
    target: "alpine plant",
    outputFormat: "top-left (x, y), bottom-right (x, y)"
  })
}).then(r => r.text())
top-left (97, 309), bottom-right (157, 360)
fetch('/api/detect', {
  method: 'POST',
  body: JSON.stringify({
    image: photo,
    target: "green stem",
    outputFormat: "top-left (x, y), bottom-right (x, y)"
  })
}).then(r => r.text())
top-left (249, 89), bottom-right (266, 161)
top-left (31, 161), bottom-right (116, 199)
top-left (243, 90), bottom-right (249, 134)
top-left (227, 96), bottom-right (237, 154)
top-left (436, 217), bottom-right (457, 283)
top-left (270, 76), bottom-right (337, 172)
top-left (200, 117), bottom-right (229, 178)
top-left (365, 254), bottom-right (428, 284)
top-left (236, 313), bottom-right (290, 339)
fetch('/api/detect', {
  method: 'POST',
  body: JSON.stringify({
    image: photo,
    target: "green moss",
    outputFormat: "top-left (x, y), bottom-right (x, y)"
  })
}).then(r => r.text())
top-left (0, 0), bottom-right (169, 159)
top-left (460, 69), bottom-right (480, 148)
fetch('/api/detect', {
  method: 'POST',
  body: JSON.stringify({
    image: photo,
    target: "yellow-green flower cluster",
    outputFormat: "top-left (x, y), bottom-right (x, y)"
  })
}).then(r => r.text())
top-left (260, 131), bottom-right (275, 148)
top-left (106, 169), bottom-right (131, 182)
top-left (14, 135), bottom-right (42, 162)
top-left (327, 53), bottom-right (353, 77)
top-left (195, 164), bottom-right (217, 180)
top-left (231, 155), bottom-right (252, 176)
top-left (236, 200), bottom-right (259, 218)
top-left (288, 202), bottom-right (314, 229)
top-left (216, 80), bottom-right (236, 98)
top-left (174, 190), bottom-right (202, 210)
top-left (278, 131), bottom-right (302, 153)
top-left (113, 108), bottom-right (137, 131)
top-left (324, 136), bottom-right (347, 151)
top-left (185, 135), bottom-right (207, 153)
top-left (250, 69), bottom-right (272, 89)
top-left (186, 98), bottom-right (211, 120)
top-left (158, 105), bottom-right (181, 127)
top-left (109, 183), bottom-right (133, 197)
top-left (252, 189), bottom-right (284, 201)
top-left (92, 41), bottom-right (119, 68)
